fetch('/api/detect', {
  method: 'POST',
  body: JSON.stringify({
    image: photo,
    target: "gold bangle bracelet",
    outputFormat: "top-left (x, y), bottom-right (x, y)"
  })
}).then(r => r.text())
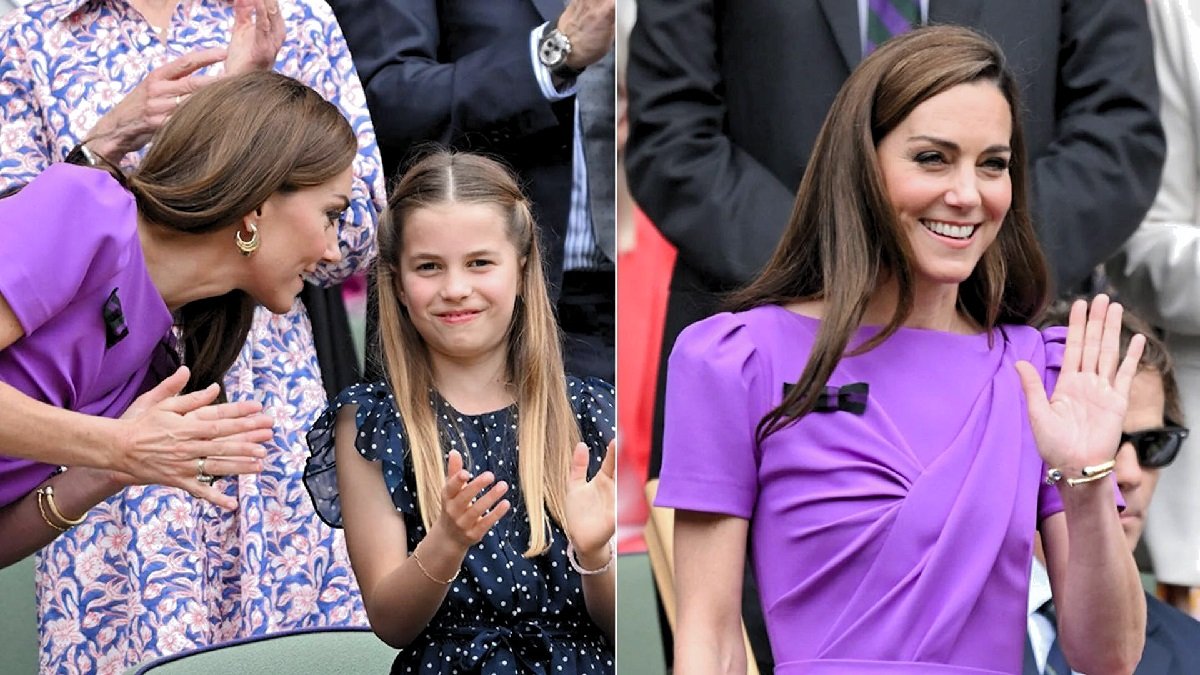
top-left (35, 489), bottom-right (66, 532)
top-left (41, 485), bottom-right (86, 526)
top-left (411, 549), bottom-right (458, 585)
top-left (1066, 467), bottom-right (1115, 487)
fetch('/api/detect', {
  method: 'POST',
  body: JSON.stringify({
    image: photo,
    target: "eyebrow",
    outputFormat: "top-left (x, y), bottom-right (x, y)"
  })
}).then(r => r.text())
top-left (408, 249), bottom-right (500, 260)
top-left (907, 135), bottom-right (1011, 155)
top-left (329, 195), bottom-right (351, 210)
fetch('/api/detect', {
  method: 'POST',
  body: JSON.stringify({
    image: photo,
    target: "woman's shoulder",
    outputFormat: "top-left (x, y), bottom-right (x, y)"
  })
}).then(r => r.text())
top-left (673, 305), bottom-right (816, 366)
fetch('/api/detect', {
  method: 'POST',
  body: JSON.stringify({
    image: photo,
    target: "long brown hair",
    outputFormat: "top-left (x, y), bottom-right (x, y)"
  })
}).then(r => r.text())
top-left (374, 150), bottom-right (577, 557)
top-left (729, 25), bottom-right (1050, 441)
top-left (127, 71), bottom-right (358, 396)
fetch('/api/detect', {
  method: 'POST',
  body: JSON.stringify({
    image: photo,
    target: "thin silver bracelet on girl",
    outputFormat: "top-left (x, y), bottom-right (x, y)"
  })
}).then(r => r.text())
top-left (566, 539), bottom-right (614, 576)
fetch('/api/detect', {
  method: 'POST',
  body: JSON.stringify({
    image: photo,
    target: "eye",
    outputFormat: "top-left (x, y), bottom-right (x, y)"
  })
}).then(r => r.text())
top-left (325, 210), bottom-right (344, 227)
top-left (467, 258), bottom-right (494, 268)
top-left (913, 151), bottom-right (946, 166)
top-left (415, 261), bottom-right (439, 272)
top-left (980, 156), bottom-right (1011, 174)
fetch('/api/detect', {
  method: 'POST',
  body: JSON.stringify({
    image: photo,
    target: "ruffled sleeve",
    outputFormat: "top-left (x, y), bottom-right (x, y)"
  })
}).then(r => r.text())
top-left (1036, 327), bottom-right (1067, 522)
top-left (304, 381), bottom-right (418, 527)
top-left (567, 376), bottom-right (616, 476)
top-left (656, 312), bottom-right (768, 519)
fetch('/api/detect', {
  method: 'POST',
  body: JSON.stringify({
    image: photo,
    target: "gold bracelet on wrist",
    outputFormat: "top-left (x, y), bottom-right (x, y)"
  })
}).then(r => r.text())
top-left (35, 488), bottom-right (66, 532)
top-left (411, 549), bottom-right (458, 585)
top-left (41, 485), bottom-right (86, 526)
top-left (1044, 459), bottom-right (1117, 488)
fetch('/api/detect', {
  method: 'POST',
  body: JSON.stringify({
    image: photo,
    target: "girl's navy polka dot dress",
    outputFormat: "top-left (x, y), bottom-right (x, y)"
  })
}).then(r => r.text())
top-left (306, 376), bottom-right (616, 674)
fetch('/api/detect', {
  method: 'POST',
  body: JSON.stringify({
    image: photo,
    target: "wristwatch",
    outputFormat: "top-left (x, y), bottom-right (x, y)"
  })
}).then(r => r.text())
top-left (65, 142), bottom-right (99, 167)
top-left (538, 21), bottom-right (584, 80)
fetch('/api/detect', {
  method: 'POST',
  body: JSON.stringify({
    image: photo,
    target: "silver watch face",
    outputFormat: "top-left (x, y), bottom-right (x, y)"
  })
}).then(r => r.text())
top-left (539, 30), bottom-right (570, 68)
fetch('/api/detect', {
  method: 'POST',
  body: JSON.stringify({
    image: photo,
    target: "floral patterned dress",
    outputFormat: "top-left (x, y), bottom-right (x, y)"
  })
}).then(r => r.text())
top-left (304, 377), bottom-right (617, 674)
top-left (0, 1), bottom-right (385, 671)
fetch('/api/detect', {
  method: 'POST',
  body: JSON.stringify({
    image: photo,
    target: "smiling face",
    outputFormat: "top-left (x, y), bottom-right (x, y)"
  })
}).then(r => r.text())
top-left (876, 81), bottom-right (1013, 290)
top-left (243, 166), bottom-right (352, 313)
top-left (396, 201), bottom-right (523, 371)
top-left (1116, 370), bottom-right (1167, 550)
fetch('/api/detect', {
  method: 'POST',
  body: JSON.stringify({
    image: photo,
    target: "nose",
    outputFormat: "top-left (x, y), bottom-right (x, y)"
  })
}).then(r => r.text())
top-left (943, 166), bottom-right (982, 210)
top-left (322, 226), bottom-right (342, 264)
top-left (440, 268), bottom-right (471, 301)
top-left (1114, 441), bottom-right (1142, 494)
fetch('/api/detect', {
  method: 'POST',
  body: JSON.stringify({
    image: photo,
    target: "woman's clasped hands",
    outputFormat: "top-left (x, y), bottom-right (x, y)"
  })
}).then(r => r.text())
top-left (109, 366), bottom-right (272, 510)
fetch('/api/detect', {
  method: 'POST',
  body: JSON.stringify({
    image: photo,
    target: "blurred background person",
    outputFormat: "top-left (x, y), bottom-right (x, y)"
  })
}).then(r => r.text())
top-left (0, 0), bottom-right (384, 669)
top-left (1025, 304), bottom-right (1200, 674)
top-left (328, 0), bottom-right (617, 383)
top-left (1107, 0), bottom-right (1200, 617)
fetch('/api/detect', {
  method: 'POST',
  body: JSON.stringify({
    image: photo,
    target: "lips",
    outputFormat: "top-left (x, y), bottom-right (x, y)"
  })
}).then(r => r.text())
top-left (436, 310), bottom-right (481, 325)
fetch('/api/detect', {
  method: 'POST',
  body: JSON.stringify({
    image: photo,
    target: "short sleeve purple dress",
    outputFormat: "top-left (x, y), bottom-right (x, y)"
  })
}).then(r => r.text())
top-left (657, 304), bottom-right (1072, 674)
top-left (0, 164), bottom-right (174, 507)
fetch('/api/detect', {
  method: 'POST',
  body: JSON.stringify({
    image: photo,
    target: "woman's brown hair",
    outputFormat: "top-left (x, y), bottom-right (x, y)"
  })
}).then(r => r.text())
top-left (127, 71), bottom-right (358, 397)
top-left (729, 25), bottom-right (1051, 442)
top-left (374, 150), bottom-right (577, 557)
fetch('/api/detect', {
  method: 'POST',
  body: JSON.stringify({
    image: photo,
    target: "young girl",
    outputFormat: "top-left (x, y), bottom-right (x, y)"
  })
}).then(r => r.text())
top-left (305, 151), bottom-right (615, 673)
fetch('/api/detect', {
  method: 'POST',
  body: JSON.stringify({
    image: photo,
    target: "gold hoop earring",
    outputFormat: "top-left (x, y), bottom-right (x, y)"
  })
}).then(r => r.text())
top-left (235, 222), bottom-right (260, 256)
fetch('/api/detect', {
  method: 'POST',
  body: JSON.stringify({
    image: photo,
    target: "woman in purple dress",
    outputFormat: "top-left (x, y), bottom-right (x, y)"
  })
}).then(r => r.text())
top-left (0, 71), bottom-right (354, 568)
top-left (657, 26), bottom-right (1147, 674)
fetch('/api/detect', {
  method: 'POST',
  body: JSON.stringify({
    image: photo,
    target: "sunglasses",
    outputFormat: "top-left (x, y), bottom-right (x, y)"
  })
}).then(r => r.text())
top-left (1119, 426), bottom-right (1190, 468)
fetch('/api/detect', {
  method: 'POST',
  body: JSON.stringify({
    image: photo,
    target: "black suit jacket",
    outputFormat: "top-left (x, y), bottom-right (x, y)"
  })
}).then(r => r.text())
top-left (1024, 592), bottom-right (1200, 674)
top-left (328, 0), bottom-right (610, 288)
top-left (626, 0), bottom-right (1165, 476)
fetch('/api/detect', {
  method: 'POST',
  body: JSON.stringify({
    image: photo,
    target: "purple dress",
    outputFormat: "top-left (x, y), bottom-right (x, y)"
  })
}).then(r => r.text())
top-left (0, 163), bottom-right (174, 507)
top-left (657, 304), bottom-right (1072, 674)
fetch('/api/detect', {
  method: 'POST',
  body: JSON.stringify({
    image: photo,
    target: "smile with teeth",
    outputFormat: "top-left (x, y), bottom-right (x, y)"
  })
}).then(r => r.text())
top-left (921, 219), bottom-right (977, 240)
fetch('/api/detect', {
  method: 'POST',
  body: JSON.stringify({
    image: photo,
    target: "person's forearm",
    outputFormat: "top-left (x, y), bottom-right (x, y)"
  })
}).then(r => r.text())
top-left (578, 543), bottom-right (614, 639)
top-left (0, 466), bottom-right (123, 568)
top-left (1056, 482), bottom-right (1146, 674)
top-left (0, 381), bottom-right (121, 470)
top-left (363, 526), bottom-right (466, 648)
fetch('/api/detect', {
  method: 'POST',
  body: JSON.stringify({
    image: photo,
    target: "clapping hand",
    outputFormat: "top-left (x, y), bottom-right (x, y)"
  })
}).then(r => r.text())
top-left (114, 366), bottom-right (271, 509)
top-left (224, 0), bottom-right (285, 76)
top-left (564, 440), bottom-right (615, 569)
top-left (432, 450), bottom-right (511, 551)
top-left (1016, 295), bottom-right (1145, 476)
top-left (85, 48), bottom-right (226, 163)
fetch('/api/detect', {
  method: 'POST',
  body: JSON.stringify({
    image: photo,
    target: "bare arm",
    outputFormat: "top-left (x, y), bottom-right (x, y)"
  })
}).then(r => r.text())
top-left (335, 410), bottom-right (511, 647)
top-left (566, 441), bottom-right (616, 638)
top-left (1018, 297), bottom-right (1147, 673)
top-left (673, 510), bottom-right (750, 675)
top-left (1041, 503), bottom-right (1144, 674)
top-left (0, 466), bottom-right (122, 569)
top-left (0, 294), bottom-right (269, 508)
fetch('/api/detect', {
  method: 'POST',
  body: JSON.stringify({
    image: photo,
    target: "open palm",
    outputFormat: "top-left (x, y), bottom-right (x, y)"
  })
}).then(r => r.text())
top-left (564, 440), bottom-right (616, 557)
top-left (1016, 295), bottom-right (1145, 471)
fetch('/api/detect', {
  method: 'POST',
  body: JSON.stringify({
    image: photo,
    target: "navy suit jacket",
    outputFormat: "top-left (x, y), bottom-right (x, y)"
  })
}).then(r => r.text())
top-left (1024, 592), bottom-right (1200, 674)
top-left (327, 0), bottom-right (616, 288)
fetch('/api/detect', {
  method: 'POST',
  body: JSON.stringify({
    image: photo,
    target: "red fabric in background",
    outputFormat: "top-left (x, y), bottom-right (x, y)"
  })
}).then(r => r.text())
top-left (617, 208), bottom-right (676, 554)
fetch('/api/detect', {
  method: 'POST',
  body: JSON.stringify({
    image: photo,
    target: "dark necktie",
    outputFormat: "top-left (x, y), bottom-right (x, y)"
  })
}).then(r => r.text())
top-left (1038, 601), bottom-right (1073, 675)
top-left (866, 0), bottom-right (921, 53)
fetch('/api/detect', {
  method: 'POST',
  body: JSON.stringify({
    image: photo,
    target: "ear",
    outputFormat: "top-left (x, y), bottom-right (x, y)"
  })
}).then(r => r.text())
top-left (519, 255), bottom-right (528, 269)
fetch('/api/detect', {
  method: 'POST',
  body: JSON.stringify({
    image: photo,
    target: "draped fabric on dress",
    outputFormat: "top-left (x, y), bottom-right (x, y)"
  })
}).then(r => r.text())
top-left (657, 305), bottom-right (1082, 674)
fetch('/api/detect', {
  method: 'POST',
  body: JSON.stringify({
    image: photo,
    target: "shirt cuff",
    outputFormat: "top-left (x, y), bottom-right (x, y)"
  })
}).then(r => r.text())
top-left (529, 23), bottom-right (579, 101)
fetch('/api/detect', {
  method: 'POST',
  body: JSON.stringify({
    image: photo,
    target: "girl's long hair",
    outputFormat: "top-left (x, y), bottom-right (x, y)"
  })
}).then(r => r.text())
top-left (728, 25), bottom-right (1050, 442)
top-left (124, 71), bottom-right (358, 397)
top-left (374, 150), bottom-right (578, 557)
